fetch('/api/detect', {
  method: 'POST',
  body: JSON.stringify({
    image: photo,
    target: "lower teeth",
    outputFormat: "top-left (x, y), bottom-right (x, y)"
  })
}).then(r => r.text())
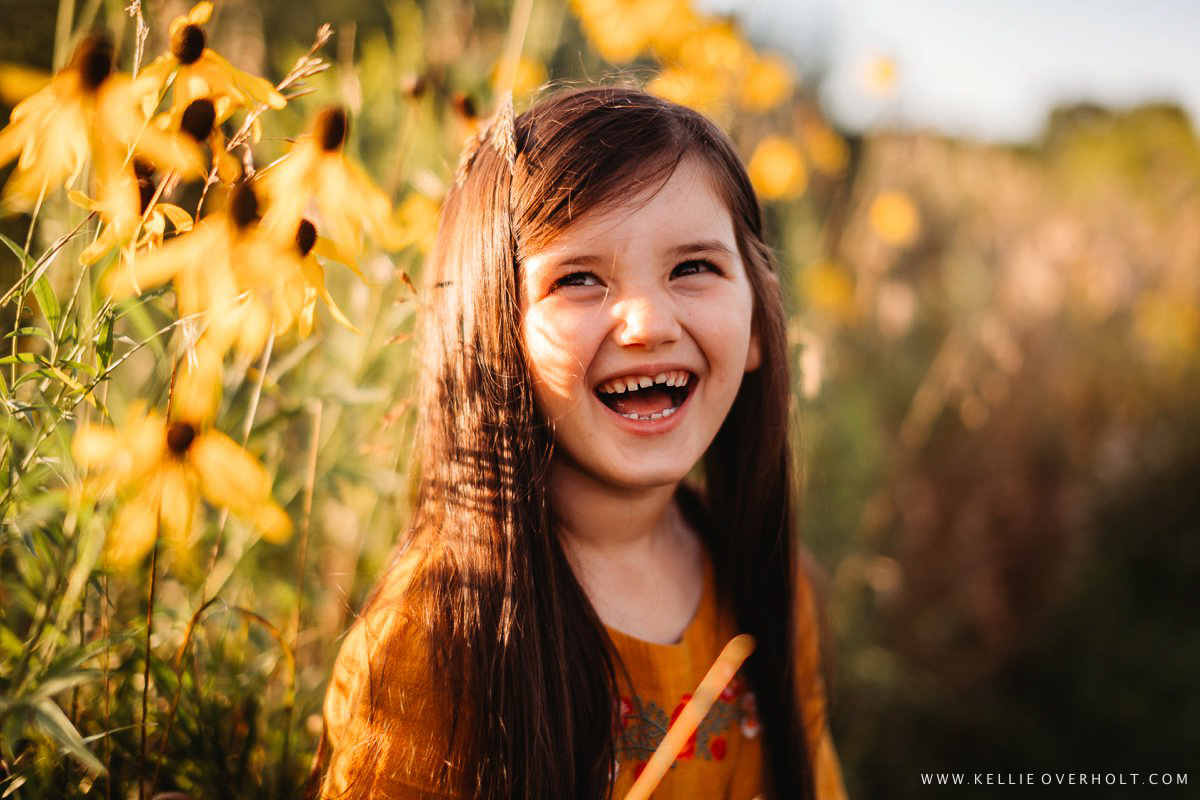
top-left (621, 406), bottom-right (677, 421)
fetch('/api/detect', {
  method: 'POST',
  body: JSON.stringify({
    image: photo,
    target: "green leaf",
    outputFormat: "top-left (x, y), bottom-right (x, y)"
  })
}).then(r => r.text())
top-left (2, 326), bottom-right (52, 342)
top-left (31, 698), bottom-right (106, 775)
top-left (96, 309), bottom-right (114, 369)
top-left (32, 276), bottom-right (61, 337)
top-left (0, 232), bottom-right (34, 271)
top-left (0, 352), bottom-right (45, 366)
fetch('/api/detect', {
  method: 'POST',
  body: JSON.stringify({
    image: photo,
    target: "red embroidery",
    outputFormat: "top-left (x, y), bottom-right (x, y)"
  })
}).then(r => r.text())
top-left (709, 736), bottom-right (727, 760)
top-left (616, 671), bottom-right (755, 765)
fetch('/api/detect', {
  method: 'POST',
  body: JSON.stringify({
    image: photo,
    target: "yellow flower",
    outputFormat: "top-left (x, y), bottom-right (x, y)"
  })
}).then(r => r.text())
top-left (291, 218), bottom-right (361, 339)
top-left (259, 107), bottom-right (400, 261)
top-left (571, 0), bottom-right (682, 62)
top-left (0, 62), bottom-right (50, 106)
top-left (71, 158), bottom-right (194, 265)
top-left (104, 182), bottom-right (357, 357)
top-left (137, 1), bottom-right (285, 139)
top-left (0, 32), bottom-right (201, 212)
top-left (491, 56), bottom-right (547, 99)
top-left (102, 183), bottom-right (259, 354)
top-left (801, 119), bottom-right (849, 176)
top-left (162, 96), bottom-right (242, 183)
top-left (72, 353), bottom-right (291, 567)
top-left (393, 191), bottom-right (441, 255)
top-left (738, 54), bottom-right (793, 112)
top-left (747, 135), bottom-right (807, 200)
top-left (868, 190), bottom-right (920, 246)
top-left (803, 261), bottom-right (856, 322)
top-left (647, 66), bottom-right (727, 116)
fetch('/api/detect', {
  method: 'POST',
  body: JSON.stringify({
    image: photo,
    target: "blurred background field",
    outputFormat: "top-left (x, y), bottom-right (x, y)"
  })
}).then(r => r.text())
top-left (0, 0), bottom-right (1197, 797)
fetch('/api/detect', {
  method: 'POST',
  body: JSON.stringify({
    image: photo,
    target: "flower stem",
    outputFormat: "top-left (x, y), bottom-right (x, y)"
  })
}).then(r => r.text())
top-left (138, 522), bottom-right (161, 800)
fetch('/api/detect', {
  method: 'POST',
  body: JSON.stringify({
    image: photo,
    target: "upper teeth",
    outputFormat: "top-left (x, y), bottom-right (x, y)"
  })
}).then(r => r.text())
top-left (596, 370), bottom-right (691, 394)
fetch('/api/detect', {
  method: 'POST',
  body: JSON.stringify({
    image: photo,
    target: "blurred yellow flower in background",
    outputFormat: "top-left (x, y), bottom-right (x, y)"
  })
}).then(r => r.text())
top-left (737, 54), bottom-right (793, 112)
top-left (804, 261), bottom-right (857, 322)
top-left (0, 62), bottom-right (50, 106)
top-left (868, 189), bottom-right (920, 246)
top-left (72, 349), bottom-right (291, 567)
top-left (802, 118), bottom-right (849, 176)
top-left (393, 191), bottom-right (441, 255)
top-left (491, 55), bottom-right (546, 99)
top-left (138, 1), bottom-right (286, 139)
top-left (570, 0), bottom-right (682, 62)
top-left (648, 65), bottom-right (725, 116)
top-left (0, 32), bottom-right (201, 212)
top-left (747, 135), bottom-right (808, 199)
top-left (259, 106), bottom-right (400, 260)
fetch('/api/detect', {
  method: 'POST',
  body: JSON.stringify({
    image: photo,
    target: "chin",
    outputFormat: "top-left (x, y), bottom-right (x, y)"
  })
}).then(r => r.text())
top-left (600, 459), bottom-right (693, 491)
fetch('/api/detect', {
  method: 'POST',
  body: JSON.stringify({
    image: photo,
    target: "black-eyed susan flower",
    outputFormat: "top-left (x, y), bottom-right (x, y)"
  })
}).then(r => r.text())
top-left (164, 96), bottom-right (241, 182)
top-left (0, 32), bottom-right (202, 211)
top-left (138, 1), bottom-right (285, 141)
top-left (291, 218), bottom-right (361, 338)
top-left (104, 182), bottom-right (355, 357)
top-left (72, 348), bottom-right (291, 567)
top-left (259, 107), bottom-right (401, 261)
top-left (102, 182), bottom-right (257, 352)
top-left (71, 158), bottom-right (194, 265)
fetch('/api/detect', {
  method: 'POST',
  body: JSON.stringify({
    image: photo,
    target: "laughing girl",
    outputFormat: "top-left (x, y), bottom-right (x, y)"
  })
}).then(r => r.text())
top-left (317, 87), bottom-right (848, 800)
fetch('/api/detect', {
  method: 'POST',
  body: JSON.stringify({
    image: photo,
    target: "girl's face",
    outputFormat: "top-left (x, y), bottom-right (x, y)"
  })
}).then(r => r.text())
top-left (521, 157), bottom-right (760, 493)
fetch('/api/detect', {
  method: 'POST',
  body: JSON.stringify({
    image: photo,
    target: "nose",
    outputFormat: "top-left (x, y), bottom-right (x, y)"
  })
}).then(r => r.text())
top-left (613, 290), bottom-right (681, 349)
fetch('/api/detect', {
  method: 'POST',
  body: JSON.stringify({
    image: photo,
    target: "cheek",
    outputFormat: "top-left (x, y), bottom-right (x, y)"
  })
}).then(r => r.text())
top-left (522, 307), bottom-right (591, 410)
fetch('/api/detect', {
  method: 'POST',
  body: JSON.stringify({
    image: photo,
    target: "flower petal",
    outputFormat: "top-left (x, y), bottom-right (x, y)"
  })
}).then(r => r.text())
top-left (190, 431), bottom-right (271, 513)
top-left (159, 464), bottom-right (197, 547)
top-left (173, 341), bottom-right (223, 424)
top-left (107, 482), bottom-right (160, 567)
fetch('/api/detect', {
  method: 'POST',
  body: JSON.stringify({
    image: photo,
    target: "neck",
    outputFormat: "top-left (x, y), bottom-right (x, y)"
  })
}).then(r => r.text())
top-left (548, 456), bottom-right (683, 559)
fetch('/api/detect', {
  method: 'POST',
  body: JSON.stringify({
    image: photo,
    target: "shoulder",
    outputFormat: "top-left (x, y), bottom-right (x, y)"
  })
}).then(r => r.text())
top-left (321, 547), bottom-right (465, 798)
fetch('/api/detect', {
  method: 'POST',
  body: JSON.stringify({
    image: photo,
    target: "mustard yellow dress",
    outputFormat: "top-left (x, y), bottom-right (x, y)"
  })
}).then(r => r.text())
top-left (319, 549), bottom-right (848, 799)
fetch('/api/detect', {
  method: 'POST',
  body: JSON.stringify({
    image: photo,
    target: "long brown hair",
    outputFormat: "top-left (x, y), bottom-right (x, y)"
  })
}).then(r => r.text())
top-left (401, 86), bottom-right (811, 799)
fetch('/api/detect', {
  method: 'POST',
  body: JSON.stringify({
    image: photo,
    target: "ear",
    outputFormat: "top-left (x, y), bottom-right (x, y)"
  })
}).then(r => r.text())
top-left (744, 321), bottom-right (762, 372)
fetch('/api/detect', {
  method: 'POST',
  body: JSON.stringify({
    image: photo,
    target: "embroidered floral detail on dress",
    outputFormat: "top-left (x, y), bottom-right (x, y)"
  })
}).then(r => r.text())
top-left (616, 671), bottom-right (757, 766)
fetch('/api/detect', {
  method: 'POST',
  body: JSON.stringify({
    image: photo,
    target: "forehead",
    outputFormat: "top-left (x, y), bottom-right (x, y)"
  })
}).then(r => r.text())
top-left (524, 158), bottom-right (737, 264)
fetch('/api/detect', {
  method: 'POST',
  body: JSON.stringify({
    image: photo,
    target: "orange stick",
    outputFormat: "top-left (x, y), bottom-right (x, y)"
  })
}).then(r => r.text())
top-left (623, 634), bottom-right (756, 800)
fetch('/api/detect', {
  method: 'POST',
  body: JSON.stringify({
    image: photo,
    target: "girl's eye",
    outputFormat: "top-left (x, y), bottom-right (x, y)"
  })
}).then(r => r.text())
top-left (672, 259), bottom-right (720, 278)
top-left (549, 271), bottom-right (600, 292)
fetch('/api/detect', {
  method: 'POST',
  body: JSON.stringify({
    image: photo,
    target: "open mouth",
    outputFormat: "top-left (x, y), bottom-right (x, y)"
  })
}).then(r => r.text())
top-left (593, 370), bottom-right (696, 421)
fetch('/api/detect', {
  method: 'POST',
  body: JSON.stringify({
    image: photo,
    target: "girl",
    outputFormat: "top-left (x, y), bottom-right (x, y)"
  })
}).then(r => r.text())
top-left (318, 87), bottom-right (848, 799)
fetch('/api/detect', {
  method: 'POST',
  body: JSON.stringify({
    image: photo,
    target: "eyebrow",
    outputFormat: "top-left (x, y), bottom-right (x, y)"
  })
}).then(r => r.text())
top-left (668, 240), bottom-right (736, 259)
top-left (537, 240), bottom-right (737, 274)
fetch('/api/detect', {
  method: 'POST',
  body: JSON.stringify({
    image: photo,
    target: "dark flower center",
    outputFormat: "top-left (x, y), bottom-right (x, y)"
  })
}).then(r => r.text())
top-left (295, 219), bottom-right (317, 257)
top-left (75, 32), bottom-right (115, 92)
top-left (452, 92), bottom-right (477, 121)
top-left (132, 157), bottom-right (156, 181)
top-left (229, 183), bottom-right (260, 229)
top-left (137, 177), bottom-right (157, 214)
top-left (315, 107), bottom-right (349, 152)
top-left (172, 24), bottom-right (207, 66)
top-left (166, 421), bottom-right (197, 455)
top-left (180, 98), bottom-right (216, 142)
